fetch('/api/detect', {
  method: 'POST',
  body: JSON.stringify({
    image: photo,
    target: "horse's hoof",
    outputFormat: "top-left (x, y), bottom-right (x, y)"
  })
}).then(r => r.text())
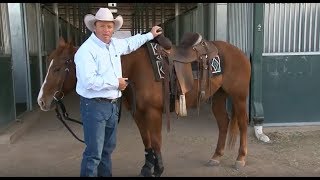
top-left (153, 167), bottom-right (164, 177)
top-left (152, 173), bottom-right (161, 177)
top-left (205, 159), bottom-right (220, 166)
top-left (139, 167), bottom-right (153, 177)
top-left (234, 160), bottom-right (245, 170)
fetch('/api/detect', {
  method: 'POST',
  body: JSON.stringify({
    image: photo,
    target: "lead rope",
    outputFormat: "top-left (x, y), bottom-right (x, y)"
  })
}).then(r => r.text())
top-left (54, 98), bottom-right (84, 143)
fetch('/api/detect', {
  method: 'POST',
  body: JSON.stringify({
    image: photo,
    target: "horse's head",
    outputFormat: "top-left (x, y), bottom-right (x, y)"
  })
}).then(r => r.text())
top-left (37, 37), bottom-right (78, 111)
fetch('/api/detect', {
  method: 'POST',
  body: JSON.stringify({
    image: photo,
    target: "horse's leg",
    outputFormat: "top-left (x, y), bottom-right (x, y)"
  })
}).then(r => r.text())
top-left (134, 108), bottom-right (163, 177)
top-left (148, 108), bottom-right (164, 177)
top-left (206, 89), bottom-right (229, 166)
top-left (232, 97), bottom-right (248, 169)
top-left (153, 150), bottom-right (164, 177)
top-left (134, 110), bottom-right (154, 177)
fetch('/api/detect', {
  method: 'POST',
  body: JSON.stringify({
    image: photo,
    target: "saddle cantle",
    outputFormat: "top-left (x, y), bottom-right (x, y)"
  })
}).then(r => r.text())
top-left (172, 32), bottom-right (203, 63)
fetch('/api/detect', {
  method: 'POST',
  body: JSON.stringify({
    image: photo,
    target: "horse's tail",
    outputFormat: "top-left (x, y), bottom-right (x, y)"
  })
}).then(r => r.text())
top-left (227, 109), bottom-right (239, 149)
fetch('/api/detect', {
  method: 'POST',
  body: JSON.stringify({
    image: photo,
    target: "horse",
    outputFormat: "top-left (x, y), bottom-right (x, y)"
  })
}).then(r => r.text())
top-left (37, 31), bottom-right (250, 176)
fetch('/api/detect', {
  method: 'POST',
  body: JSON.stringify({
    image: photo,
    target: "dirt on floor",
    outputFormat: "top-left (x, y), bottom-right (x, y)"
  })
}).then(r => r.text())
top-left (0, 91), bottom-right (319, 177)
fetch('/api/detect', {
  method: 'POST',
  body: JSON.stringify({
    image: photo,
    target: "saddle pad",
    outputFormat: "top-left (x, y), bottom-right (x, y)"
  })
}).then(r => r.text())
top-left (146, 42), bottom-right (165, 82)
top-left (191, 55), bottom-right (223, 79)
top-left (211, 55), bottom-right (222, 74)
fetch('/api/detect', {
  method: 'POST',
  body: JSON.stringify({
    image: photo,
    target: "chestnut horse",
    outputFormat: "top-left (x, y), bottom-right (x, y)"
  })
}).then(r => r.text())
top-left (37, 32), bottom-right (250, 176)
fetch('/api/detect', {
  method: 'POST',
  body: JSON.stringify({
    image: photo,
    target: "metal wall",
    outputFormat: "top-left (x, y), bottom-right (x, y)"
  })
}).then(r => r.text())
top-left (0, 3), bottom-right (11, 55)
top-left (164, 4), bottom-right (210, 45)
top-left (262, 3), bottom-right (320, 125)
top-left (8, 3), bottom-right (30, 116)
top-left (226, 3), bottom-right (254, 119)
top-left (42, 7), bottom-right (57, 56)
top-left (25, 3), bottom-right (41, 107)
top-left (228, 3), bottom-right (254, 56)
top-left (164, 3), bottom-right (253, 52)
top-left (264, 3), bottom-right (319, 54)
top-left (0, 3), bottom-right (85, 130)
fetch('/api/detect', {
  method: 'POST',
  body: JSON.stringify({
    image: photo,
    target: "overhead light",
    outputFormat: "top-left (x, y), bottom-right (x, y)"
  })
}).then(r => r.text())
top-left (108, 3), bottom-right (117, 7)
top-left (109, 8), bottom-right (118, 13)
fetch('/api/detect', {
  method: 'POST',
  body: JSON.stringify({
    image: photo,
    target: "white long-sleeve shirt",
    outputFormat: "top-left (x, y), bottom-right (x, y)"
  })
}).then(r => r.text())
top-left (74, 32), bottom-right (154, 99)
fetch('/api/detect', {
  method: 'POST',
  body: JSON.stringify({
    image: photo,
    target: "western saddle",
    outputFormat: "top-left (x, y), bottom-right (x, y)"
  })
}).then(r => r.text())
top-left (146, 32), bottom-right (221, 128)
top-left (169, 32), bottom-right (220, 116)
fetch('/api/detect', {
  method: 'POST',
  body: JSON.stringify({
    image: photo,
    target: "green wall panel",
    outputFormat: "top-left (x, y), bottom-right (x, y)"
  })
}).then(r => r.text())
top-left (29, 55), bottom-right (40, 108)
top-left (262, 55), bottom-right (320, 123)
top-left (0, 56), bottom-right (15, 127)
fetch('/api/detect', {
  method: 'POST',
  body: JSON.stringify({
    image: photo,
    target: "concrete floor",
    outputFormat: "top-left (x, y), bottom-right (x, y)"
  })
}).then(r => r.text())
top-left (0, 91), bottom-right (224, 177)
top-left (0, 91), bottom-right (319, 177)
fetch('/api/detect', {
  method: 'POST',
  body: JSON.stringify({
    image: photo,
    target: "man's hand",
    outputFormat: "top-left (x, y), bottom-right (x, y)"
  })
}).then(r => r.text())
top-left (118, 78), bottom-right (128, 91)
top-left (150, 26), bottom-right (163, 38)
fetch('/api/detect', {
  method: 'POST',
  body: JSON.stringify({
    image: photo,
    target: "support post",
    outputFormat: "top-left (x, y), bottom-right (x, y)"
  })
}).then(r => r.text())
top-left (53, 3), bottom-right (59, 47)
top-left (251, 3), bottom-right (270, 142)
top-left (175, 3), bottom-right (180, 45)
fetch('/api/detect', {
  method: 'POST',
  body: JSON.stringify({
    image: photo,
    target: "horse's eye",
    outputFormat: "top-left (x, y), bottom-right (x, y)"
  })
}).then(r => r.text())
top-left (53, 67), bottom-right (61, 72)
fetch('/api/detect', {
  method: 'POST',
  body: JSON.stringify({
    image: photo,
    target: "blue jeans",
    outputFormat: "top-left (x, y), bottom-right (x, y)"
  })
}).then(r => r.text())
top-left (79, 96), bottom-right (119, 177)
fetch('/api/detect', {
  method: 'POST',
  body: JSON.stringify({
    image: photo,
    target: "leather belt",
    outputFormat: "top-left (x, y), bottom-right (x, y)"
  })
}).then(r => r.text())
top-left (94, 98), bottom-right (118, 104)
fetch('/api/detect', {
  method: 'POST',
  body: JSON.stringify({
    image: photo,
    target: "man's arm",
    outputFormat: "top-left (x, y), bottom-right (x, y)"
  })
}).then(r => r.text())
top-left (118, 26), bottom-right (163, 55)
top-left (118, 32), bottom-right (153, 55)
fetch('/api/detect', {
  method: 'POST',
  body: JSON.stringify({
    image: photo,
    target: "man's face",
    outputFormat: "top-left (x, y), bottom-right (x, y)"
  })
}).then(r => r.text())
top-left (94, 20), bottom-right (115, 44)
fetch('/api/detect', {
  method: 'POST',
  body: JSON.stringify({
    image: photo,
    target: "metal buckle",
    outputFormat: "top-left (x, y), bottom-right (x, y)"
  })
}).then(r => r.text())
top-left (111, 99), bottom-right (117, 104)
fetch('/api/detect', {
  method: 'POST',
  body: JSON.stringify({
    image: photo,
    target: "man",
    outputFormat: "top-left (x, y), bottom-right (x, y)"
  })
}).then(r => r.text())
top-left (74, 7), bottom-right (162, 177)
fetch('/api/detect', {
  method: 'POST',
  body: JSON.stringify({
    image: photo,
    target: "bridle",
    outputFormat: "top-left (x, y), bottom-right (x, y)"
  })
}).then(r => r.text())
top-left (52, 58), bottom-right (85, 143)
top-left (53, 58), bottom-right (71, 101)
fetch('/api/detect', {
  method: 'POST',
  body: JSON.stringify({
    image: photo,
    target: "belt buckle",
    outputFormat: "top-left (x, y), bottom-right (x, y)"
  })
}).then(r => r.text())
top-left (111, 99), bottom-right (117, 104)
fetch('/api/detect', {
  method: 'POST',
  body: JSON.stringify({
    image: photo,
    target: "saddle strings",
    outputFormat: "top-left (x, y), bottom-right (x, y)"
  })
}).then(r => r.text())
top-left (203, 41), bottom-right (211, 98)
top-left (194, 47), bottom-right (201, 116)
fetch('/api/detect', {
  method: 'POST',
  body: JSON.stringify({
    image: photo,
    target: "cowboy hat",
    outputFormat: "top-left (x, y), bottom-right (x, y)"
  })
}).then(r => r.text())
top-left (84, 8), bottom-right (123, 32)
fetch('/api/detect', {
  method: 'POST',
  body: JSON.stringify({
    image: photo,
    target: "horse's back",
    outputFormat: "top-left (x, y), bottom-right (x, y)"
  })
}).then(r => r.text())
top-left (212, 41), bottom-right (251, 96)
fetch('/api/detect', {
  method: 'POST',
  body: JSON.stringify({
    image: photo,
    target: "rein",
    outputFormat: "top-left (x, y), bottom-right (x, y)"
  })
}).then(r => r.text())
top-left (54, 97), bottom-right (85, 143)
top-left (53, 58), bottom-right (84, 143)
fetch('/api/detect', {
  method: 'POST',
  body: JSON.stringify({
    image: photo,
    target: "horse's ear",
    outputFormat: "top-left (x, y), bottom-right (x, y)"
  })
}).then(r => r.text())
top-left (58, 37), bottom-right (66, 47)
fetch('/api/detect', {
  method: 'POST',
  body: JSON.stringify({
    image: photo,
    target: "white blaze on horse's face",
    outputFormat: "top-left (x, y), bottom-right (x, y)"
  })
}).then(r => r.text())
top-left (37, 59), bottom-right (54, 111)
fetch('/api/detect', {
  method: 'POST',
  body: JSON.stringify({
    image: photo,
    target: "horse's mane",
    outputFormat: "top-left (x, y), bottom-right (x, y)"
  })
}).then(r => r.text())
top-left (48, 42), bottom-right (78, 63)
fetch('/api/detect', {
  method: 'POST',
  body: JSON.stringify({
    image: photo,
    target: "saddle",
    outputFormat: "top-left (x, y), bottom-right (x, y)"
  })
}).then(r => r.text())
top-left (146, 32), bottom-right (222, 118)
top-left (172, 32), bottom-right (218, 94)
top-left (171, 32), bottom-right (220, 116)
